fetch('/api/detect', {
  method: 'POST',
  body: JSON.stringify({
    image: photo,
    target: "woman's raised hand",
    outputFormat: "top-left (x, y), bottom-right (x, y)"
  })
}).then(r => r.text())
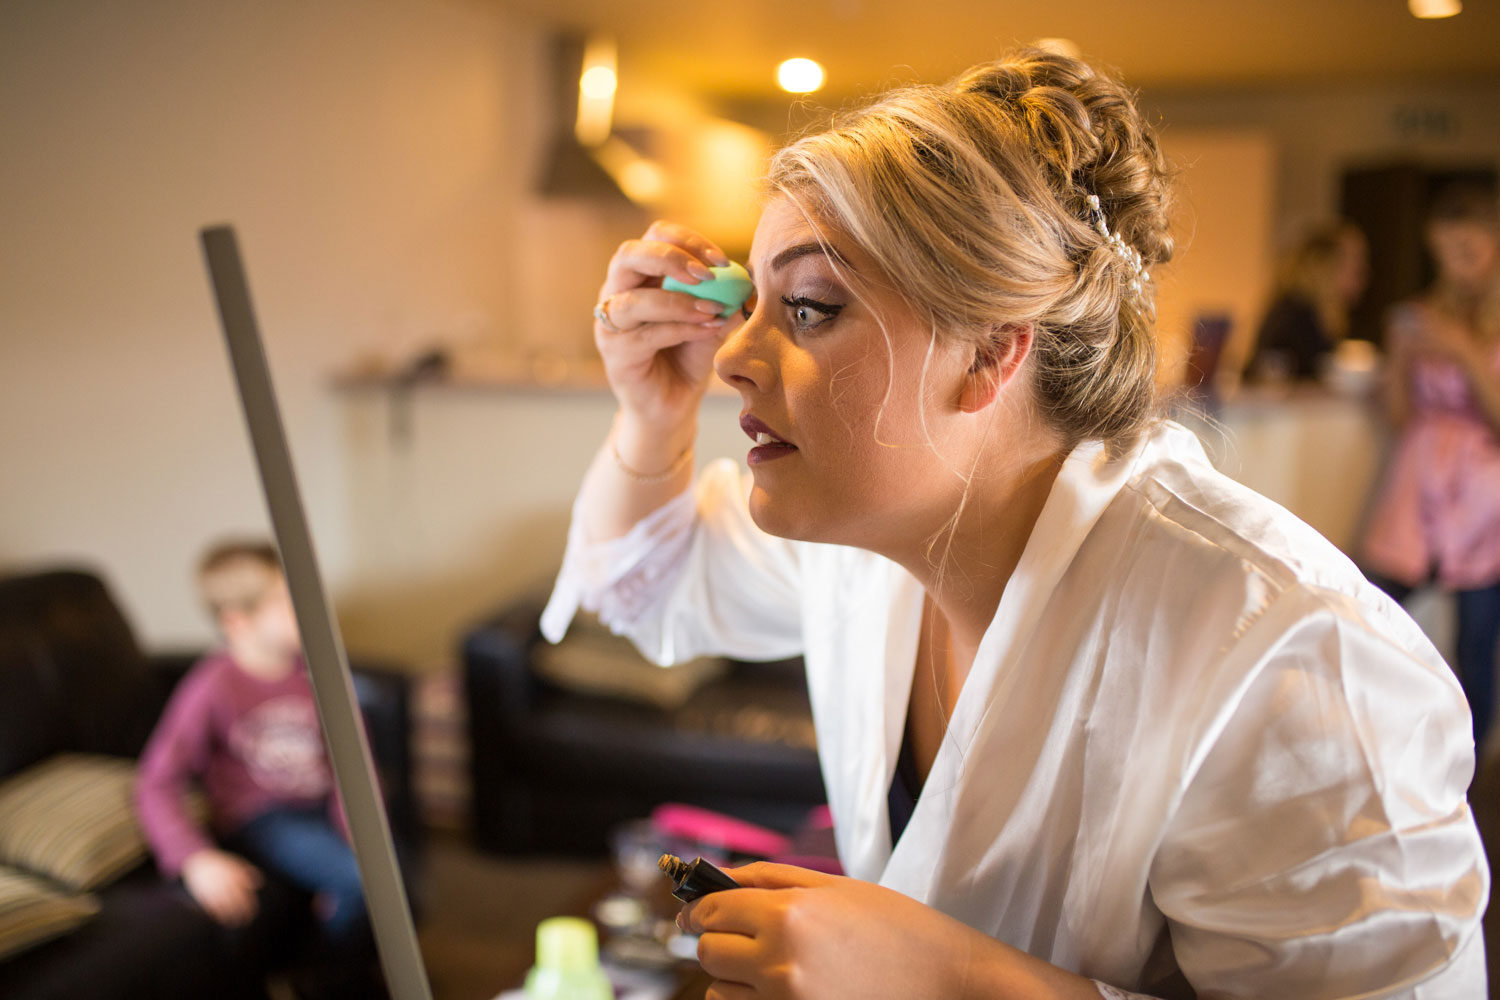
top-left (594, 221), bottom-right (739, 435)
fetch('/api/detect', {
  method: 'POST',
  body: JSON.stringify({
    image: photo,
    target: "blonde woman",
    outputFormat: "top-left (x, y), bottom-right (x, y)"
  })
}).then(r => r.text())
top-left (1363, 184), bottom-right (1500, 758)
top-left (542, 51), bottom-right (1486, 999)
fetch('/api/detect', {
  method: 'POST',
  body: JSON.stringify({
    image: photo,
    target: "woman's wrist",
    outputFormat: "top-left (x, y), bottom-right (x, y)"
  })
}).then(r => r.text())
top-left (952, 926), bottom-right (1107, 1000)
top-left (612, 411), bottom-right (697, 482)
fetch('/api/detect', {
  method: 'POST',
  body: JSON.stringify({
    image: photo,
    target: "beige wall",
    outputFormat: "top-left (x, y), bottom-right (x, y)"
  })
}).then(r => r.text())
top-left (1145, 81), bottom-right (1500, 250)
top-left (336, 388), bottom-right (752, 670)
top-left (1153, 130), bottom-right (1277, 382)
top-left (0, 0), bottom-right (642, 652)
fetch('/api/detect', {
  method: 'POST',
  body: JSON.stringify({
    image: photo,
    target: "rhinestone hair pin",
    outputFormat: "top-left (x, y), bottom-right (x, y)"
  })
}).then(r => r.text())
top-left (1085, 194), bottom-right (1149, 295)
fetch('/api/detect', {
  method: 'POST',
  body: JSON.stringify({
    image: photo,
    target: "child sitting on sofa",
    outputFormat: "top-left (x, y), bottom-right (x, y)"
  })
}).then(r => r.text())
top-left (134, 540), bottom-right (378, 996)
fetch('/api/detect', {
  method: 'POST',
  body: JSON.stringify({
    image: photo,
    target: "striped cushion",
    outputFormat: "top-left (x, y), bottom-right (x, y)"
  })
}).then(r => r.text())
top-left (0, 865), bottom-right (99, 961)
top-left (0, 754), bottom-right (147, 891)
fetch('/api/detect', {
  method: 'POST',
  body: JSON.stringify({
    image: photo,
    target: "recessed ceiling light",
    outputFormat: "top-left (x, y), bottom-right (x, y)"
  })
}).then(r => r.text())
top-left (777, 58), bottom-right (825, 94)
top-left (1409, 0), bottom-right (1461, 17)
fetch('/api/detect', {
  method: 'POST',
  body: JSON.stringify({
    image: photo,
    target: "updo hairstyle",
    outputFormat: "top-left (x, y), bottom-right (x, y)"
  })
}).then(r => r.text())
top-left (767, 48), bottom-right (1175, 456)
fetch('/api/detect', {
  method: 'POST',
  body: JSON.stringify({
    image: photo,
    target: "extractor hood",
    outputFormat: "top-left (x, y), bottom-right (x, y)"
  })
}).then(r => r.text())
top-left (535, 33), bottom-right (631, 201)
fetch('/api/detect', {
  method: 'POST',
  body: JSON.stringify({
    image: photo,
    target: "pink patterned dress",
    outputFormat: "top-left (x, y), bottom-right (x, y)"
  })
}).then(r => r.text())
top-left (1362, 342), bottom-right (1500, 589)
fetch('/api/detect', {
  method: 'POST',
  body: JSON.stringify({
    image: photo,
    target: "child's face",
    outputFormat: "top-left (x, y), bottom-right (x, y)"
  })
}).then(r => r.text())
top-left (222, 574), bottom-right (301, 661)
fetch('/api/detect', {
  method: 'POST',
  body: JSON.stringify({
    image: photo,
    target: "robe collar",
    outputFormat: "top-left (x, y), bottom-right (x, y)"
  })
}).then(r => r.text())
top-left (840, 426), bottom-right (1179, 886)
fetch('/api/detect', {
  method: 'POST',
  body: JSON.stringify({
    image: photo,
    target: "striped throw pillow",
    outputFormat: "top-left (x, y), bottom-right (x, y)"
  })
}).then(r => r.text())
top-left (0, 865), bottom-right (99, 961)
top-left (0, 754), bottom-right (147, 891)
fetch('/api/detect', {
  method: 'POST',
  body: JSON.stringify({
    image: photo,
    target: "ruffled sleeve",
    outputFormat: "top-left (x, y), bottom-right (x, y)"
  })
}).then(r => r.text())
top-left (541, 458), bottom-right (806, 666)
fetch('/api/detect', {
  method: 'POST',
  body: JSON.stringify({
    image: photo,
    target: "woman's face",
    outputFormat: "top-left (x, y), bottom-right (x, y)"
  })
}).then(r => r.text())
top-left (1427, 220), bottom-right (1500, 290)
top-left (714, 196), bottom-right (979, 551)
top-left (1333, 231), bottom-right (1369, 305)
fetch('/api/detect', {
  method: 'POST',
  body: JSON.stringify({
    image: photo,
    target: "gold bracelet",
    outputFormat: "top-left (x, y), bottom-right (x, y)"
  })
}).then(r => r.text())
top-left (609, 434), bottom-right (693, 484)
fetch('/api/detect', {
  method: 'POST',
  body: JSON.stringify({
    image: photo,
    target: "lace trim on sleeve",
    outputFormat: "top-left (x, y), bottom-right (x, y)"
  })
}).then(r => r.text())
top-left (1092, 982), bottom-right (1158, 1000)
top-left (540, 487), bottom-right (696, 642)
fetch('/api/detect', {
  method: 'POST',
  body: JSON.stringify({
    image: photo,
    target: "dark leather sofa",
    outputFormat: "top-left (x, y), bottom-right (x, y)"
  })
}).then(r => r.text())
top-left (0, 568), bottom-right (416, 1000)
top-left (463, 598), bottom-right (826, 855)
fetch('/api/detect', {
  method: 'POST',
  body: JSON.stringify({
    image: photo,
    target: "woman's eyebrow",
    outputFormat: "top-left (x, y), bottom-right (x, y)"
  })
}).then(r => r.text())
top-left (747, 241), bottom-right (850, 279)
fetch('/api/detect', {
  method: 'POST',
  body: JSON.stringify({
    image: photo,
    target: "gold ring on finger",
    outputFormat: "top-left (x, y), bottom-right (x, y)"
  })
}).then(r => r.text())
top-left (592, 295), bottom-right (622, 332)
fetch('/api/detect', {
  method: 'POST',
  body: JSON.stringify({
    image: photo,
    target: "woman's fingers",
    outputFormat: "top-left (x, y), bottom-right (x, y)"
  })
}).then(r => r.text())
top-left (597, 286), bottom-right (731, 334)
top-left (644, 219), bottom-right (732, 268)
top-left (588, 219), bottom-right (736, 421)
top-left (697, 930), bottom-right (763, 984)
top-left (723, 862), bottom-right (840, 891)
top-left (602, 231), bottom-right (727, 299)
top-left (599, 317), bottom-right (728, 377)
top-left (681, 888), bottom-right (765, 937)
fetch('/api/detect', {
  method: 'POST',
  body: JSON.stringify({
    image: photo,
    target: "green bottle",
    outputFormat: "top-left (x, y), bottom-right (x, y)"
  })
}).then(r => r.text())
top-left (523, 917), bottom-right (613, 1000)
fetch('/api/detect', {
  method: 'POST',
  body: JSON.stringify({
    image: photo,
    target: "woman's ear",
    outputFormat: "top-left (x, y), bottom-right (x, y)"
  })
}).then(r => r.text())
top-left (958, 323), bottom-right (1034, 413)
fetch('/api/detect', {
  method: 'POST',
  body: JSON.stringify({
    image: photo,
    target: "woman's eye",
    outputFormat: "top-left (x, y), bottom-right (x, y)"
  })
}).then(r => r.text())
top-left (740, 290), bottom-right (759, 321)
top-left (781, 295), bottom-right (843, 332)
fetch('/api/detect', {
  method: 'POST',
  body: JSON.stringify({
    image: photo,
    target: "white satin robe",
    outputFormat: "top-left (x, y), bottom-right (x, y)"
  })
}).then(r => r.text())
top-left (541, 421), bottom-right (1487, 998)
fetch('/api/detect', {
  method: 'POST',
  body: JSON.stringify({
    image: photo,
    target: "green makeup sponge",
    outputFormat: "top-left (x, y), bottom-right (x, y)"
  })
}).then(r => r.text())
top-left (662, 261), bottom-right (753, 317)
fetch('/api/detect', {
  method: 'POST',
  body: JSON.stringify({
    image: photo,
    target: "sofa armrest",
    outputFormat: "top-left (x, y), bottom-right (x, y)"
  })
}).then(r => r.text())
top-left (462, 600), bottom-right (553, 851)
top-left (347, 657), bottom-right (419, 851)
top-left (461, 602), bottom-right (546, 722)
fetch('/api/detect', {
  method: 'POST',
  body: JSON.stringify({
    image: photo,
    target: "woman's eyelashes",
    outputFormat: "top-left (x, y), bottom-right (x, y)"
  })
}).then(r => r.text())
top-left (782, 295), bottom-right (843, 332)
top-left (739, 288), bottom-right (846, 333)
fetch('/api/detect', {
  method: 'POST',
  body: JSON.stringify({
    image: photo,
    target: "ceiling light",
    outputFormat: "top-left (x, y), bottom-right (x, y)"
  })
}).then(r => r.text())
top-left (777, 58), bottom-right (825, 94)
top-left (575, 35), bottom-right (617, 147)
top-left (580, 66), bottom-right (617, 101)
top-left (1409, 0), bottom-right (1461, 17)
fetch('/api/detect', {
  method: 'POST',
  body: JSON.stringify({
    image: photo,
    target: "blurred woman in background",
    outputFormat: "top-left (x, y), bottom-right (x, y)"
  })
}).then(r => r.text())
top-left (1245, 220), bottom-right (1368, 382)
top-left (1363, 184), bottom-right (1500, 757)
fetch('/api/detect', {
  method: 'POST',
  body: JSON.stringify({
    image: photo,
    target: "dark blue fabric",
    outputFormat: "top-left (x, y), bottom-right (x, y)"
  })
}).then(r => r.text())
top-left (232, 805), bottom-right (368, 944)
top-left (887, 724), bottom-right (922, 846)
top-left (1457, 583), bottom-right (1500, 752)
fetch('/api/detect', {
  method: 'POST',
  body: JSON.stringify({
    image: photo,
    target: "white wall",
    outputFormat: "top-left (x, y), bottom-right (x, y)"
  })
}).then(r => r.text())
top-left (0, 0), bottom-right (642, 652)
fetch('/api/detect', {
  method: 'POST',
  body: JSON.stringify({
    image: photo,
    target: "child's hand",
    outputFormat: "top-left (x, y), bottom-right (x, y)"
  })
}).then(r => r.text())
top-left (181, 848), bottom-right (263, 926)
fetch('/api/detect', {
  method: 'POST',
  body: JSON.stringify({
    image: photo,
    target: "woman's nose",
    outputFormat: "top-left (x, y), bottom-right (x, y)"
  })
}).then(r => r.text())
top-left (714, 314), bottom-right (777, 395)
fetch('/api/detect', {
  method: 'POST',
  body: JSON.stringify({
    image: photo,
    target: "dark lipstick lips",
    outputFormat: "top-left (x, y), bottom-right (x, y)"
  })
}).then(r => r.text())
top-left (740, 414), bottom-right (797, 467)
top-left (740, 414), bottom-right (795, 447)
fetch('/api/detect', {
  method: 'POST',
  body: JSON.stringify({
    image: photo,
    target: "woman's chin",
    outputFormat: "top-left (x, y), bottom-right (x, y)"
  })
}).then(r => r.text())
top-left (747, 488), bottom-right (823, 543)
